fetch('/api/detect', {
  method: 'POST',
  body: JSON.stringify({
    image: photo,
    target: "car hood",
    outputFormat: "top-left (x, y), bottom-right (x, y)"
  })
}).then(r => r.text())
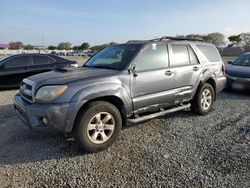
top-left (27, 67), bottom-right (119, 87)
top-left (226, 64), bottom-right (250, 78)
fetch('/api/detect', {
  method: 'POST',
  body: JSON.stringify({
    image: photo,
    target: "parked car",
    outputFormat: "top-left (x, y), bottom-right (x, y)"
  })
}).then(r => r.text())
top-left (87, 51), bottom-right (96, 58)
top-left (14, 37), bottom-right (226, 152)
top-left (226, 52), bottom-right (250, 90)
top-left (0, 54), bottom-right (78, 88)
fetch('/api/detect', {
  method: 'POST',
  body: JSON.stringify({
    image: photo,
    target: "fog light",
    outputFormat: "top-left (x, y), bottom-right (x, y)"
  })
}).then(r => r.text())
top-left (42, 117), bottom-right (48, 125)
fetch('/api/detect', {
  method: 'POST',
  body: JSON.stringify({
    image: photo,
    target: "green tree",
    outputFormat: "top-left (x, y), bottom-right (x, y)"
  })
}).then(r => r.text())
top-left (48, 46), bottom-right (57, 50)
top-left (79, 42), bottom-right (90, 50)
top-left (90, 44), bottom-right (109, 51)
top-left (109, 42), bottom-right (118, 46)
top-left (72, 46), bottom-right (79, 50)
top-left (57, 42), bottom-right (71, 50)
top-left (23, 44), bottom-right (34, 50)
top-left (9, 41), bottom-right (23, 49)
top-left (228, 35), bottom-right (242, 46)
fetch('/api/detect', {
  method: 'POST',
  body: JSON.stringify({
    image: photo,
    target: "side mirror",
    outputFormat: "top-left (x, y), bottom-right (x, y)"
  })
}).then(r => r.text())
top-left (227, 61), bottom-right (233, 64)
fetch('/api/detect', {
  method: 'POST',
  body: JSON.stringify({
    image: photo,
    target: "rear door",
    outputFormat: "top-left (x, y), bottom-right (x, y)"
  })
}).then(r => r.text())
top-left (131, 43), bottom-right (175, 114)
top-left (0, 55), bottom-right (32, 86)
top-left (29, 55), bottom-right (55, 76)
top-left (169, 44), bottom-right (202, 102)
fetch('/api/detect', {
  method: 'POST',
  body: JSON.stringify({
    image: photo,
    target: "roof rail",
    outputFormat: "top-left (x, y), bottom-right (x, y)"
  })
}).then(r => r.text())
top-left (127, 40), bottom-right (149, 43)
top-left (159, 36), bottom-right (204, 42)
top-left (127, 36), bottom-right (205, 43)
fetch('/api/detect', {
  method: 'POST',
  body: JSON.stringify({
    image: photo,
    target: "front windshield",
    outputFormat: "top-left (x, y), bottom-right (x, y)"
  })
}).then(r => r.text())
top-left (233, 54), bottom-right (250, 66)
top-left (84, 44), bottom-right (141, 70)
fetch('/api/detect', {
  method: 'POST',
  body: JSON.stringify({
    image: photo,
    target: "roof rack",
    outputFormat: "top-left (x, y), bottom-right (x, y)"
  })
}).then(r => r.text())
top-left (127, 40), bottom-right (149, 43)
top-left (127, 36), bottom-right (204, 43)
top-left (159, 36), bottom-right (204, 42)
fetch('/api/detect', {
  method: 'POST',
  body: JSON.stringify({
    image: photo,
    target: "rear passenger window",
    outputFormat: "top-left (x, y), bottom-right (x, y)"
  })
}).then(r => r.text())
top-left (188, 46), bottom-right (199, 65)
top-left (196, 45), bottom-right (221, 62)
top-left (171, 45), bottom-right (190, 67)
top-left (135, 43), bottom-right (168, 71)
top-left (33, 55), bottom-right (54, 65)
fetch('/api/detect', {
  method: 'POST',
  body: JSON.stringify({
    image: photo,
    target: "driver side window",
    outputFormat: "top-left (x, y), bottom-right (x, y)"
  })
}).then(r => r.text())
top-left (134, 43), bottom-right (169, 71)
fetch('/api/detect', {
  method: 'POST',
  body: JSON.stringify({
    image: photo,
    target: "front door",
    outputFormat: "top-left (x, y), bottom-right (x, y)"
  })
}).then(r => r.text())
top-left (0, 55), bottom-right (31, 86)
top-left (131, 43), bottom-right (175, 114)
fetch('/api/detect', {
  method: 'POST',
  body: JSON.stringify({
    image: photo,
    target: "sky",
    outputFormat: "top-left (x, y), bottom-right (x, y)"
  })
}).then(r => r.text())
top-left (1, 0), bottom-right (250, 46)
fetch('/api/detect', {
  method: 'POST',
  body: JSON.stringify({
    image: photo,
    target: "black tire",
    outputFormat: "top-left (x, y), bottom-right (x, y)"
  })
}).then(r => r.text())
top-left (74, 101), bottom-right (122, 152)
top-left (191, 83), bottom-right (215, 115)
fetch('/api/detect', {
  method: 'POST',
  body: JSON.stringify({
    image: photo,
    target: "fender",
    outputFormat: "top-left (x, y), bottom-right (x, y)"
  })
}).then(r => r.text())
top-left (71, 83), bottom-right (133, 115)
top-left (191, 68), bottom-right (216, 98)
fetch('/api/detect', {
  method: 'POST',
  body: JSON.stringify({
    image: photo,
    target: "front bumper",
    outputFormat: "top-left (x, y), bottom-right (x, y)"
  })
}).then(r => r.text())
top-left (14, 94), bottom-right (82, 133)
top-left (226, 76), bottom-right (250, 90)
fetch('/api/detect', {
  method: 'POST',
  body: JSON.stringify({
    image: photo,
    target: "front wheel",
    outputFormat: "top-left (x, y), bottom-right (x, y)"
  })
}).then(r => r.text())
top-left (74, 101), bottom-right (122, 152)
top-left (191, 83), bottom-right (215, 115)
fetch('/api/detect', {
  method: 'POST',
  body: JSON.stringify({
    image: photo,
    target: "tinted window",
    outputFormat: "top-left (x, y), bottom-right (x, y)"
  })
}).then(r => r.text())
top-left (135, 43), bottom-right (168, 71)
top-left (33, 55), bottom-right (54, 65)
top-left (85, 45), bottom-right (141, 70)
top-left (197, 44), bottom-right (221, 62)
top-left (233, 54), bottom-right (250, 66)
top-left (188, 46), bottom-right (199, 65)
top-left (171, 45), bottom-right (190, 67)
top-left (4, 56), bottom-right (30, 68)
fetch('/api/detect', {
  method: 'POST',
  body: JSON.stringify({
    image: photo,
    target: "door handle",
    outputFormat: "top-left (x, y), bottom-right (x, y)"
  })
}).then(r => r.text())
top-left (165, 70), bottom-right (173, 76)
top-left (193, 66), bottom-right (199, 71)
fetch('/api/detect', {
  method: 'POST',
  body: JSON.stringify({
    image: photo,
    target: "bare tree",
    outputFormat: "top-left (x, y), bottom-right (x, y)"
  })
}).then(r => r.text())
top-left (206, 33), bottom-right (225, 47)
top-left (240, 33), bottom-right (250, 46)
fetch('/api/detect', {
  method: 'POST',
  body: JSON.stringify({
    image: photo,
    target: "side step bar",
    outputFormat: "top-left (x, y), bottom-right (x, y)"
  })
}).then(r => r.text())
top-left (127, 103), bottom-right (191, 123)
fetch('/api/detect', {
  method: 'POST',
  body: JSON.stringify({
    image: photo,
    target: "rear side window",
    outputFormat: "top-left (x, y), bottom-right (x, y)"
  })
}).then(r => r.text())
top-left (171, 45), bottom-right (190, 67)
top-left (135, 43), bottom-right (169, 71)
top-left (188, 46), bottom-right (199, 65)
top-left (4, 56), bottom-right (30, 68)
top-left (197, 44), bottom-right (221, 62)
top-left (33, 55), bottom-right (55, 65)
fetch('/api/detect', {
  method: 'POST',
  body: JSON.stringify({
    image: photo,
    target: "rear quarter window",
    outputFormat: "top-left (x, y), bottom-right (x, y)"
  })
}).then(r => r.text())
top-left (196, 44), bottom-right (221, 62)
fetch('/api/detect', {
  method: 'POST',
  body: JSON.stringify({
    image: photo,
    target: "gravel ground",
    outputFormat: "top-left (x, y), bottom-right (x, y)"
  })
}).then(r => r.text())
top-left (0, 89), bottom-right (250, 188)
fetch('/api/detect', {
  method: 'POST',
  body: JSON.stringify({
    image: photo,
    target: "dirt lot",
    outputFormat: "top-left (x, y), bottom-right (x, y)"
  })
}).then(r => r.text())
top-left (0, 88), bottom-right (250, 187)
top-left (0, 56), bottom-right (249, 187)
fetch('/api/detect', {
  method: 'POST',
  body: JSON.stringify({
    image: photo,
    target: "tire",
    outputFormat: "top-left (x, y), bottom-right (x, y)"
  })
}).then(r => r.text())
top-left (191, 83), bottom-right (215, 115)
top-left (74, 101), bottom-right (122, 152)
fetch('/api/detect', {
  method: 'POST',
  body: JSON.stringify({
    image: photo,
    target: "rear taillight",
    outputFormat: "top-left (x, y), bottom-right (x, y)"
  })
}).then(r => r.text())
top-left (221, 63), bottom-right (225, 76)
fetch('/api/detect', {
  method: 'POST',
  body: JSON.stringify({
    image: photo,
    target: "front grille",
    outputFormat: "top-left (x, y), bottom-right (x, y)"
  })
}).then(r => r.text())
top-left (20, 79), bottom-right (36, 103)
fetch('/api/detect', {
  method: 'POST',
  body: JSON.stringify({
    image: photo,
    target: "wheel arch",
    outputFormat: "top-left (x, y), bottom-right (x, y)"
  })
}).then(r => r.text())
top-left (203, 77), bottom-right (217, 101)
top-left (72, 95), bottom-right (128, 133)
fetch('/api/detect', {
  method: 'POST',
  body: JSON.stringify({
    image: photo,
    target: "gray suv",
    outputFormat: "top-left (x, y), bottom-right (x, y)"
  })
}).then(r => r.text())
top-left (14, 37), bottom-right (226, 152)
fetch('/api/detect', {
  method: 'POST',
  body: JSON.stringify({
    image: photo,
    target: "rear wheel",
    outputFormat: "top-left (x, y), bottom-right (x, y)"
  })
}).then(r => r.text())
top-left (191, 83), bottom-right (215, 115)
top-left (74, 101), bottom-right (122, 152)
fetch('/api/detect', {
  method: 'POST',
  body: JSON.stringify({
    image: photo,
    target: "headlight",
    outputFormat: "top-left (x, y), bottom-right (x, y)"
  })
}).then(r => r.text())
top-left (35, 85), bottom-right (67, 102)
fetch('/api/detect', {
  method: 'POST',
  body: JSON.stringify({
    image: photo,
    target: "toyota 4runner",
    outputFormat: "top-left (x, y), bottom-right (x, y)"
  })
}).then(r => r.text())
top-left (14, 37), bottom-right (226, 152)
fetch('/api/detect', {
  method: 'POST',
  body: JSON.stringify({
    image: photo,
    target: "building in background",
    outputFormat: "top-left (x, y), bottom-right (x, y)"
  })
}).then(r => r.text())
top-left (0, 44), bottom-right (9, 49)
